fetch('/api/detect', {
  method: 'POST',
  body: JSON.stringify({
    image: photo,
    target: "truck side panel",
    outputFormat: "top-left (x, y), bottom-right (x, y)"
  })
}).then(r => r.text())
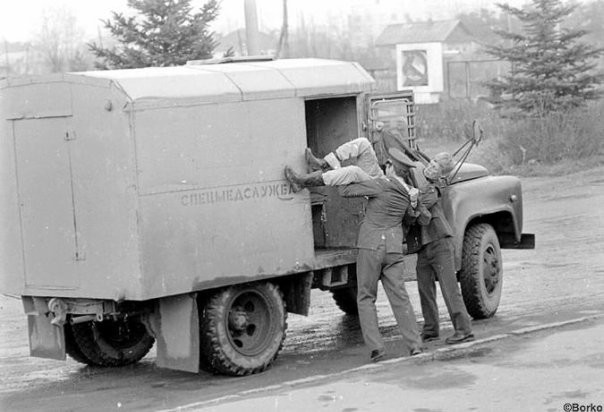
top-left (133, 98), bottom-right (314, 299)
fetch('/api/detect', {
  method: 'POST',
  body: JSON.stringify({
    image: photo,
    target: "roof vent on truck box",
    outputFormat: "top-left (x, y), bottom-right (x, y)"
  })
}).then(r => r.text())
top-left (187, 56), bottom-right (275, 65)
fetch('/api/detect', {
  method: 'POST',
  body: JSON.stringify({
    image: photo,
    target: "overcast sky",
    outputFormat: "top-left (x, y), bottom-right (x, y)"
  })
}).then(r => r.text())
top-left (0, 0), bottom-right (543, 43)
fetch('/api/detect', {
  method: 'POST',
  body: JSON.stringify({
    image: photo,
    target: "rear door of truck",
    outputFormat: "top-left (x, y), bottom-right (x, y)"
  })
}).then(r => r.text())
top-left (14, 116), bottom-right (80, 290)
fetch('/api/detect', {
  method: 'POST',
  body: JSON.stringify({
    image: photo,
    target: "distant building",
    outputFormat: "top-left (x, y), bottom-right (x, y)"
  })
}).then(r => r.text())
top-left (375, 20), bottom-right (479, 103)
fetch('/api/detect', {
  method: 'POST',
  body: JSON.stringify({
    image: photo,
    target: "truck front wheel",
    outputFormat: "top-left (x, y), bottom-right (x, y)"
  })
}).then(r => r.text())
top-left (67, 317), bottom-right (155, 367)
top-left (199, 282), bottom-right (287, 376)
top-left (459, 223), bottom-right (503, 319)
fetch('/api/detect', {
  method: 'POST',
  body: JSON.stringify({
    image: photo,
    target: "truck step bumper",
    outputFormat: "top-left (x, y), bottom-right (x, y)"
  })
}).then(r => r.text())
top-left (500, 233), bottom-right (535, 249)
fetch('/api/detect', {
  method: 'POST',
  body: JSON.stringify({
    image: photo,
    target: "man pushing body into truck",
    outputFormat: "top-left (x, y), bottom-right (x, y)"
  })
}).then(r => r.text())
top-left (284, 138), bottom-right (448, 361)
top-left (335, 153), bottom-right (425, 361)
top-left (285, 137), bottom-right (424, 361)
top-left (284, 139), bottom-right (474, 350)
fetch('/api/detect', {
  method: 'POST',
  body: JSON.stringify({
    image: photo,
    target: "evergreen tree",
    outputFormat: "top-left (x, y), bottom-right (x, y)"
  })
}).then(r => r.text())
top-left (89, 0), bottom-right (219, 69)
top-left (486, 0), bottom-right (602, 116)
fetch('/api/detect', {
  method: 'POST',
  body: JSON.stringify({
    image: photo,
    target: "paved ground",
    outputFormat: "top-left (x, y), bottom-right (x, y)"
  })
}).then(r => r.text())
top-left (178, 316), bottom-right (604, 412)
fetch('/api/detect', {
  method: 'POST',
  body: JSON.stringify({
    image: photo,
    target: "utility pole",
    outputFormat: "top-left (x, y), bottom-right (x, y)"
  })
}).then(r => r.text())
top-left (244, 0), bottom-right (260, 56)
top-left (276, 0), bottom-right (289, 58)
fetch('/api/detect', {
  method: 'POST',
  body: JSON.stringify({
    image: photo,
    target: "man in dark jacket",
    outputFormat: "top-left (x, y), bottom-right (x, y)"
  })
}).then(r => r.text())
top-left (392, 150), bottom-right (474, 345)
top-left (339, 157), bottom-right (422, 362)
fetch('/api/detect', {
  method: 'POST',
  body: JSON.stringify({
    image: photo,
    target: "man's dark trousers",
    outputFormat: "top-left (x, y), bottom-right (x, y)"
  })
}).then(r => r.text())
top-left (416, 237), bottom-right (472, 337)
top-left (357, 245), bottom-right (420, 354)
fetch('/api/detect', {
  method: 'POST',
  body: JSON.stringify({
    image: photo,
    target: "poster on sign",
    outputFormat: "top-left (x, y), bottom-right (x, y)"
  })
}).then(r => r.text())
top-left (396, 42), bottom-right (443, 103)
top-left (401, 50), bottom-right (429, 86)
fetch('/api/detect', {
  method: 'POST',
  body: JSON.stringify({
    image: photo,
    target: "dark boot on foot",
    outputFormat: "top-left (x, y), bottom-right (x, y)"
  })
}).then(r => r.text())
top-left (305, 148), bottom-right (330, 172)
top-left (284, 166), bottom-right (325, 193)
top-left (284, 166), bottom-right (303, 192)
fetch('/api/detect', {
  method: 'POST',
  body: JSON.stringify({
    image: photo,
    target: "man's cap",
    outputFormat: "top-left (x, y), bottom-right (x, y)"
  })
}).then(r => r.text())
top-left (433, 152), bottom-right (455, 174)
top-left (423, 152), bottom-right (456, 181)
top-left (388, 147), bottom-right (416, 168)
top-left (423, 161), bottom-right (441, 181)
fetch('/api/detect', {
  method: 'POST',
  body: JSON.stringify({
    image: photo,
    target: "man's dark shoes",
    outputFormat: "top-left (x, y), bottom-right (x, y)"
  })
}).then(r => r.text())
top-left (284, 166), bottom-right (303, 193)
top-left (445, 332), bottom-right (475, 345)
top-left (370, 349), bottom-right (386, 362)
top-left (410, 348), bottom-right (423, 356)
top-left (305, 148), bottom-right (329, 172)
top-left (421, 333), bottom-right (439, 343)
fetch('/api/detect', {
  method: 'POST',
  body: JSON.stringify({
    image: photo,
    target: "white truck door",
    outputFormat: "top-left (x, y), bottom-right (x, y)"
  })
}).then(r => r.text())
top-left (14, 117), bottom-right (80, 290)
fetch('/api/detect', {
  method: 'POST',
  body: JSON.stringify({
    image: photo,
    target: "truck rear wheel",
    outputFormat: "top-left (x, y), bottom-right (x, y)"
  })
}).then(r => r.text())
top-left (459, 223), bottom-right (503, 319)
top-left (199, 282), bottom-right (287, 376)
top-left (68, 317), bottom-right (155, 367)
top-left (331, 286), bottom-right (358, 316)
top-left (65, 323), bottom-right (95, 365)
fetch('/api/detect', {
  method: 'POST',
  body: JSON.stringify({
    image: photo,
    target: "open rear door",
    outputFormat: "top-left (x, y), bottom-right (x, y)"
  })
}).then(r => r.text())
top-left (365, 90), bottom-right (428, 165)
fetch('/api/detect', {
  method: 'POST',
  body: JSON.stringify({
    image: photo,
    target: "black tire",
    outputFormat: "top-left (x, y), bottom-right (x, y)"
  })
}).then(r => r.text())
top-left (69, 317), bottom-right (155, 367)
top-left (64, 322), bottom-right (96, 365)
top-left (199, 282), bottom-right (287, 376)
top-left (459, 223), bottom-right (503, 319)
top-left (331, 286), bottom-right (358, 316)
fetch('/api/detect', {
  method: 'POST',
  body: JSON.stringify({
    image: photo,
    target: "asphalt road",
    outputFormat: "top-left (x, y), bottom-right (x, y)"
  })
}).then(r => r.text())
top-left (162, 315), bottom-right (604, 412)
top-left (1, 166), bottom-right (604, 411)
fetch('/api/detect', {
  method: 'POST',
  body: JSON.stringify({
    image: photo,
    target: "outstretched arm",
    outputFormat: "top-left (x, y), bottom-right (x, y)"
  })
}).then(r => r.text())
top-left (338, 180), bottom-right (382, 198)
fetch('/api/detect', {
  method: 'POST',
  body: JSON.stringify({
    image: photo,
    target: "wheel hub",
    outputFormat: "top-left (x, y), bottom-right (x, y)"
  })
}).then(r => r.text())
top-left (225, 291), bottom-right (274, 356)
top-left (483, 246), bottom-right (500, 293)
top-left (228, 308), bottom-right (249, 332)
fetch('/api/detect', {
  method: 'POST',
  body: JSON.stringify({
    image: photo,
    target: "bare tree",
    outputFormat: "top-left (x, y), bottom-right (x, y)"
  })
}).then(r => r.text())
top-left (35, 6), bottom-right (89, 73)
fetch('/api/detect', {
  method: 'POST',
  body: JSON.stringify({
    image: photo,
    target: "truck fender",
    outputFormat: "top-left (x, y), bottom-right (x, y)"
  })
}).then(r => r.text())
top-left (442, 176), bottom-right (524, 270)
